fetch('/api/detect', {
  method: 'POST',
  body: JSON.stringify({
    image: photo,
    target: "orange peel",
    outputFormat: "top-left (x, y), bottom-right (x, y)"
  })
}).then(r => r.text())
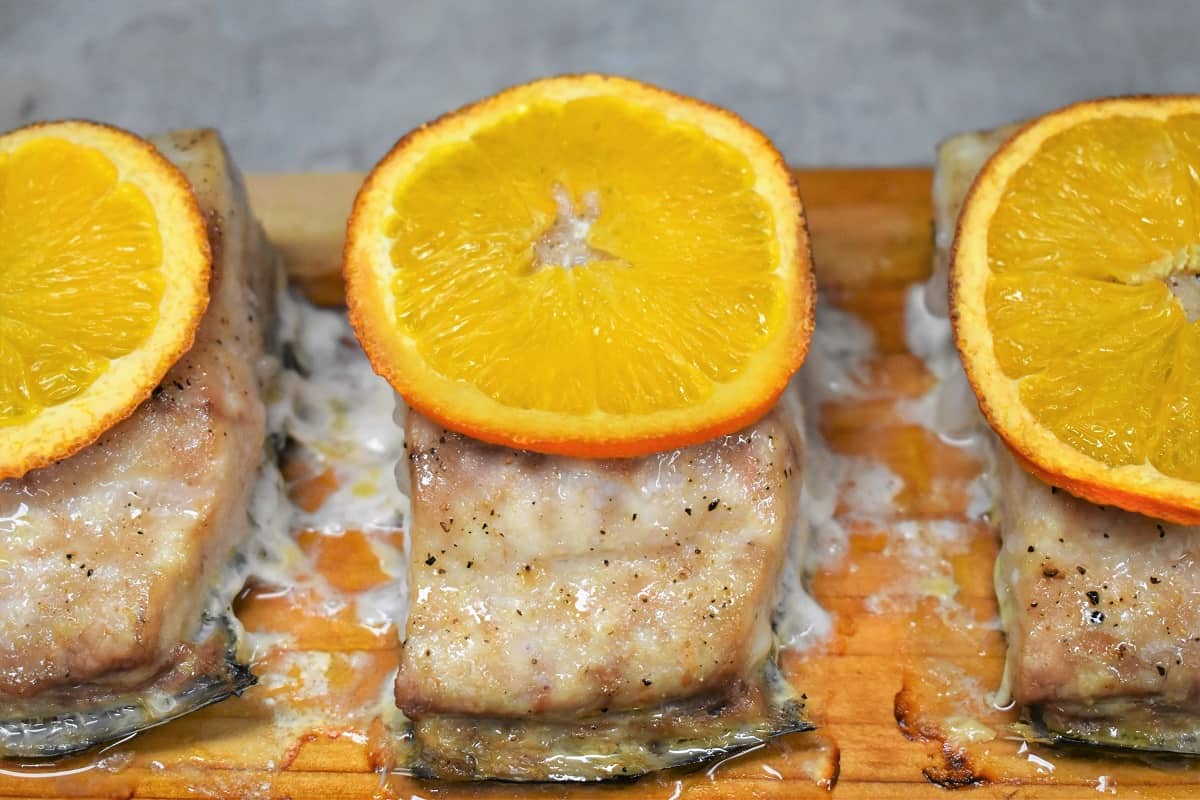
top-left (951, 96), bottom-right (1200, 523)
top-left (0, 120), bottom-right (210, 478)
top-left (344, 74), bottom-right (813, 458)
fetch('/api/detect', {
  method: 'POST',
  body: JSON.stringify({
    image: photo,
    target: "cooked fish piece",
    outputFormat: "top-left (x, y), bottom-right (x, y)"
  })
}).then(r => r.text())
top-left (926, 123), bottom-right (1019, 318)
top-left (935, 127), bottom-right (1200, 753)
top-left (396, 403), bottom-right (810, 781)
top-left (994, 448), bottom-right (1200, 752)
top-left (0, 129), bottom-right (280, 758)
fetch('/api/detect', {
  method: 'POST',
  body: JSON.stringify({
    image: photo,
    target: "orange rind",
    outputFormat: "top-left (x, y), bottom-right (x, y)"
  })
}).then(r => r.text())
top-left (345, 75), bottom-right (813, 457)
top-left (951, 96), bottom-right (1200, 523)
top-left (0, 121), bottom-right (210, 478)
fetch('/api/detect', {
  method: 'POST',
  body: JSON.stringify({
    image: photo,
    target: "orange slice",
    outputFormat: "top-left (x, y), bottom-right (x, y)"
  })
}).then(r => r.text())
top-left (951, 96), bottom-right (1200, 523)
top-left (0, 121), bottom-right (210, 478)
top-left (344, 75), bottom-right (813, 458)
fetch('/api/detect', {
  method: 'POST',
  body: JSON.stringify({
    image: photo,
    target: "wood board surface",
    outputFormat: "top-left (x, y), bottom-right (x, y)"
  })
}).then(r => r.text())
top-left (0, 169), bottom-right (1192, 799)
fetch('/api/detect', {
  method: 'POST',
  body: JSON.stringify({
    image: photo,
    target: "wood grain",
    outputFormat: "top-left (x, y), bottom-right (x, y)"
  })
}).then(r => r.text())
top-left (0, 169), bottom-right (1190, 798)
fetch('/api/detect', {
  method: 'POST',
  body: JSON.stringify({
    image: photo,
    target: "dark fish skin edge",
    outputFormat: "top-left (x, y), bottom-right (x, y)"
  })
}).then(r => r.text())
top-left (409, 711), bottom-right (814, 784)
top-left (406, 658), bottom-right (812, 782)
top-left (0, 617), bottom-right (255, 760)
top-left (1019, 707), bottom-right (1200, 757)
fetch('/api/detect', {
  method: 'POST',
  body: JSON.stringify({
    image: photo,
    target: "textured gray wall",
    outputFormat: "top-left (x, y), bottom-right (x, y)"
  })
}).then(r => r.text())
top-left (1, 0), bottom-right (1196, 170)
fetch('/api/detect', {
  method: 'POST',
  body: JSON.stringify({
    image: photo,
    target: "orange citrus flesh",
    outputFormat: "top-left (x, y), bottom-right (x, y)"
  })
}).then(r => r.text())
top-left (952, 97), bottom-right (1200, 522)
top-left (0, 121), bottom-right (210, 478)
top-left (345, 75), bottom-right (813, 457)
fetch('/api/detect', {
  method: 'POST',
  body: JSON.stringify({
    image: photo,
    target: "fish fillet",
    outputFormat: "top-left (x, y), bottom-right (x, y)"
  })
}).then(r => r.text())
top-left (396, 402), bottom-right (810, 780)
top-left (935, 126), bottom-right (1200, 752)
top-left (0, 129), bottom-right (280, 757)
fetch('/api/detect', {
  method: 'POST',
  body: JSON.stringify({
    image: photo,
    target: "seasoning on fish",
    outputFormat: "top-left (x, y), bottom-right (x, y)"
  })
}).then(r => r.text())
top-left (396, 403), bottom-right (810, 781)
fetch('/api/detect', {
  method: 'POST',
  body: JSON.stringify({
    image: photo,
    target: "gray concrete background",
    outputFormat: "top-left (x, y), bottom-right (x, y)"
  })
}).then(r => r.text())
top-left (1, 0), bottom-right (1196, 170)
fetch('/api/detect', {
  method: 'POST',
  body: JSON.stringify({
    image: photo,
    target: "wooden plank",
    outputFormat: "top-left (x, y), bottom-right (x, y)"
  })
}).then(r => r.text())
top-left (243, 168), bottom-right (936, 304)
top-left (0, 168), bottom-right (1190, 798)
top-left (247, 172), bottom-right (360, 305)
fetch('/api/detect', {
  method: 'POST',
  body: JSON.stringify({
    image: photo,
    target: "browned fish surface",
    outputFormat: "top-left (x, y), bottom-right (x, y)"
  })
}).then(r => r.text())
top-left (396, 405), bottom-right (810, 780)
top-left (0, 129), bottom-right (278, 756)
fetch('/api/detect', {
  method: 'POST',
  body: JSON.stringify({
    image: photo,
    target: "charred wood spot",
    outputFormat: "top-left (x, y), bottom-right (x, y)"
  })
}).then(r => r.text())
top-left (894, 678), bottom-right (942, 743)
top-left (895, 676), bottom-right (992, 789)
top-left (922, 742), bottom-right (988, 789)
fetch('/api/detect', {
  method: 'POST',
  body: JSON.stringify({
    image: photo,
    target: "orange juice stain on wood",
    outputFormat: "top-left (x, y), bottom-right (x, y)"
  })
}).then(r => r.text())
top-left (297, 529), bottom-right (392, 593)
top-left (285, 460), bottom-right (340, 512)
top-left (237, 583), bottom-right (398, 650)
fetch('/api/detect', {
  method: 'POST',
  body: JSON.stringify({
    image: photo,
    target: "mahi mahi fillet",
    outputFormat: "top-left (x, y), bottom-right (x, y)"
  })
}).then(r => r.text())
top-left (0, 129), bottom-right (278, 756)
top-left (396, 403), bottom-right (810, 781)
top-left (936, 127), bottom-right (1200, 752)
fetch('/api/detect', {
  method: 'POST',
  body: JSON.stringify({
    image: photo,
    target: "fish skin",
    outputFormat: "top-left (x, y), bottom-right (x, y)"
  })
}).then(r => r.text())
top-left (407, 660), bottom-right (811, 782)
